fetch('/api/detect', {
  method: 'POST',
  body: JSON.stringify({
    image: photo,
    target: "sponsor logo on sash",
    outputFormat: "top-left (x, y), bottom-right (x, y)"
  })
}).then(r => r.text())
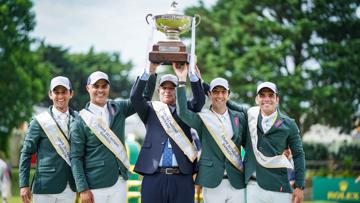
top-left (247, 106), bottom-right (293, 169)
top-left (79, 109), bottom-right (130, 170)
top-left (198, 109), bottom-right (244, 172)
top-left (35, 111), bottom-right (71, 166)
top-left (152, 101), bottom-right (197, 162)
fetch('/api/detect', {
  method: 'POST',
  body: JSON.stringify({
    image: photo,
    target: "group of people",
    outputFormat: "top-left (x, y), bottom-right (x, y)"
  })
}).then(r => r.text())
top-left (19, 62), bottom-right (305, 203)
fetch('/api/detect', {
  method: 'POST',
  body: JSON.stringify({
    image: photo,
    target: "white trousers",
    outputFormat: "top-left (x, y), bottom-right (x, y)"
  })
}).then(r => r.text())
top-left (202, 179), bottom-right (245, 203)
top-left (33, 184), bottom-right (76, 203)
top-left (246, 180), bottom-right (292, 203)
top-left (91, 176), bottom-right (126, 203)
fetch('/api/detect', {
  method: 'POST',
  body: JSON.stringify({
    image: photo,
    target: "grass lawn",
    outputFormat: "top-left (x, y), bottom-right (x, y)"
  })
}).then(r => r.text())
top-left (3, 197), bottom-right (338, 203)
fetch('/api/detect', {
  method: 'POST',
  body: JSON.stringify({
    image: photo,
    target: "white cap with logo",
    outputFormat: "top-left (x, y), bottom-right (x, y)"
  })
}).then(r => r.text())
top-left (159, 74), bottom-right (178, 86)
top-left (256, 81), bottom-right (277, 94)
top-left (87, 71), bottom-right (110, 85)
top-left (209, 77), bottom-right (229, 91)
top-left (50, 76), bottom-right (71, 91)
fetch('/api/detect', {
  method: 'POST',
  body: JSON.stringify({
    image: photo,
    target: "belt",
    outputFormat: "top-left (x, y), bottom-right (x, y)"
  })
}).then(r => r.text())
top-left (250, 176), bottom-right (257, 181)
top-left (157, 167), bottom-right (180, 174)
top-left (223, 175), bottom-right (229, 179)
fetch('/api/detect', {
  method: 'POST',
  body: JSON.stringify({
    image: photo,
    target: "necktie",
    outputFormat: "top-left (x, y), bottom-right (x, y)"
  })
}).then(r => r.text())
top-left (162, 139), bottom-right (173, 167)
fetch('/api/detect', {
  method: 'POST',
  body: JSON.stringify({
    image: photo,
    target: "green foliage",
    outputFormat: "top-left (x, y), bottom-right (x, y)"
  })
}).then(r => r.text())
top-left (304, 141), bottom-right (360, 171)
top-left (303, 143), bottom-right (329, 161)
top-left (0, 0), bottom-right (50, 152)
top-left (35, 43), bottom-right (133, 109)
top-left (335, 142), bottom-right (360, 162)
top-left (185, 0), bottom-right (360, 133)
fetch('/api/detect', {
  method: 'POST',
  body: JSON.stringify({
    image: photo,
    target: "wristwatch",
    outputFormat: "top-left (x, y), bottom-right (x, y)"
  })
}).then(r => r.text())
top-left (295, 185), bottom-right (305, 190)
top-left (178, 81), bottom-right (186, 85)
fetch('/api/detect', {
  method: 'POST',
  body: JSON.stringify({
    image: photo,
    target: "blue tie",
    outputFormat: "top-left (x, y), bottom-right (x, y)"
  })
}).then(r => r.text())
top-left (162, 139), bottom-right (173, 167)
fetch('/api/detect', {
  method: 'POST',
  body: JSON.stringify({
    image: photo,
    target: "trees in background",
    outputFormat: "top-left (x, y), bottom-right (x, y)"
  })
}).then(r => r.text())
top-left (185, 0), bottom-right (360, 133)
top-left (35, 43), bottom-right (133, 109)
top-left (0, 0), bottom-right (50, 152)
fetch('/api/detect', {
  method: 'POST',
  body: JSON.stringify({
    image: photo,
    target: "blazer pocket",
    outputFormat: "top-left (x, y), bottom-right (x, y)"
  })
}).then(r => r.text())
top-left (38, 166), bottom-right (56, 173)
top-left (142, 142), bottom-right (152, 148)
top-left (86, 160), bottom-right (105, 169)
top-left (199, 159), bottom-right (213, 167)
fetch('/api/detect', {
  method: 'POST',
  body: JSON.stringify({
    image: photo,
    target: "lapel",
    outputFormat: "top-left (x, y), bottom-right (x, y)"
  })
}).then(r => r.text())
top-left (257, 113), bottom-right (264, 134)
top-left (85, 101), bottom-right (115, 128)
top-left (107, 101), bottom-right (116, 128)
top-left (48, 106), bottom-right (70, 140)
top-left (228, 108), bottom-right (240, 142)
top-left (264, 109), bottom-right (285, 135)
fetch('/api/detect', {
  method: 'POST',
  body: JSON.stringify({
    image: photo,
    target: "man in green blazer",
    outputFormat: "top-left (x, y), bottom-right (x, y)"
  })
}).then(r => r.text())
top-left (70, 71), bottom-right (155, 203)
top-left (175, 66), bottom-right (247, 203)
top-left (19, 76), bottom-right (76, 203)
top-left (229, 82), bottom-right (305, 203)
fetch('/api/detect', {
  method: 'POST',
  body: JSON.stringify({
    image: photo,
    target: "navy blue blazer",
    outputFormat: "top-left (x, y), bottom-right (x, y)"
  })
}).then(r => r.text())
top-left (130, 76), bottom-right (205, 175)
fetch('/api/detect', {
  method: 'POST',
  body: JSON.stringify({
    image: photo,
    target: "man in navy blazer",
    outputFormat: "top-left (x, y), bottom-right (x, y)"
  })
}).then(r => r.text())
top-left (130, 63), bottom-right (205, 203)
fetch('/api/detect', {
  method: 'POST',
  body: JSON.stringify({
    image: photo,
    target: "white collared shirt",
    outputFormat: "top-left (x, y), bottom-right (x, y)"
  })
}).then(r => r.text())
top-left (213, 109), bottom-right (233, 139)
top-left (261, 110), bottom-right (278, 133)
top-left (52, 107), bottom-right (70, 138)
top-left (159, 104), bottom-right (178, 167)
top-left (88, 102), bottom-right (110, 127)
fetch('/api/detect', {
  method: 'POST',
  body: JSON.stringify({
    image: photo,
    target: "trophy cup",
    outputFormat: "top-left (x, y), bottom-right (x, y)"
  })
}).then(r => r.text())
top-left (146, 1), bottom-right (200, 65)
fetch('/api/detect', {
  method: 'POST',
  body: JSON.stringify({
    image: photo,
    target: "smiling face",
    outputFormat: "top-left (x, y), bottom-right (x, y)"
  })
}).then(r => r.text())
top-left (86, 79), bottom-right (110, 107)
top-left (209, 86), bottom-right (229, 111)
top-left (158, 81), bottom-right (176, 105)
top-left (256, 88), bottom-right (279, 116)
top-left (49, 86), bottom-right (73, 113)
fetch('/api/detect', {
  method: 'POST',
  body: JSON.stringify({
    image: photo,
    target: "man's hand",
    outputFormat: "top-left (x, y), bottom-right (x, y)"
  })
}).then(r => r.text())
top-left (149, 63), bottom-right (160, 75)
top-left (20, 187), bottom-right (32, 203)
top-left (80, 189), bottom-right (94, 203)
top-left (172, 62), bottom-right (188, 82)
top-left (194, 64), bottom-right (202, 80)
top-left (293, 188), bottom-right (304, 203)
top-left (283, 148), bottom-right (292, 160)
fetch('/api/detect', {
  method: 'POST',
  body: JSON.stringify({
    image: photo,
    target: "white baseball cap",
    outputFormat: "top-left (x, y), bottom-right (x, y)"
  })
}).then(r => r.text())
top-left (159, 74), bottom-right (178, 86)
top-left (209, 77), bottom-right (229, 91)
top-left (87, 71), bottom-right (110, 85)
top-left (50, 76), bottom-right (71, 91)
top-left (257, 81), bottom-right (277, 94)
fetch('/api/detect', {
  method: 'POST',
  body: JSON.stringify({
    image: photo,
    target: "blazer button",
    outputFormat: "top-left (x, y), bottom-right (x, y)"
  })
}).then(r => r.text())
top-left (259, 147), bottom-right (263, 151)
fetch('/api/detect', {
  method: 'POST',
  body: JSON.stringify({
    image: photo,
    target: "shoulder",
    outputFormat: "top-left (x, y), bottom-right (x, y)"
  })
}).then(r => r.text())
top-left (28, 116), bottom-right (40, 129)
top-left (229, 109), bottom-right (246, 120)
top-left (280, 113), bottom-right (299, 134)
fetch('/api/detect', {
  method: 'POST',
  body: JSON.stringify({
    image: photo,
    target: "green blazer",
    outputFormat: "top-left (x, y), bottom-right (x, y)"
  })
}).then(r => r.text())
top-left (70, 75), bottom-right (156, 192)
top-left (176, 87), bottom-right (247, 189)
top-left (228, 101), bottom-right (306, 193)
top-left (19, 106), bottom-right (76, 194)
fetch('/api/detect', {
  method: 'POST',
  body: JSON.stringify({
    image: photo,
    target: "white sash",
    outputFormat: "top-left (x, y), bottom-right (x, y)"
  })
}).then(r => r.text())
top-left (247, 106), bottom-right (294, 169)
top-left (198, 109), bottom-right (244, 171)
top-left (79, 109), bottom-right (130, 170)
top-left (152, 101), bottom-right (197, 162)
top-left (35, 111), bottom-right (71, 166)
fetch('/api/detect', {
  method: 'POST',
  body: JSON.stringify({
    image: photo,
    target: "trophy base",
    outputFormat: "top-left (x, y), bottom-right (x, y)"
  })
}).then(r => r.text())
top-left (149, 41), bottom-right (189, 65)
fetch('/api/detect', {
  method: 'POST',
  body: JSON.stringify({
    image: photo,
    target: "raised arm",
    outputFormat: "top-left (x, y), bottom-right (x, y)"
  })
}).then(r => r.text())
top-left (227, 100), bottom-right (248, 114)
top-left (130, 63), bottom-right (159, 122)
top-left (173, 63), bottom-right (205, 112)
top-left (176, 86), bottom-right (203, 133)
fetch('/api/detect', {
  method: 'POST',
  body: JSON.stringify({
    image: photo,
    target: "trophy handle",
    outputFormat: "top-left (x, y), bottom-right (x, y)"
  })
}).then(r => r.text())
top-left (194, 14), bottom-right (201, 27)
top-left (146, 14), bottom-right (153, 24)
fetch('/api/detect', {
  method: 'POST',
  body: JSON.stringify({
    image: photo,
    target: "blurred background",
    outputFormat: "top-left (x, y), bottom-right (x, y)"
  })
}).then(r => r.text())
top-left (0, 0), bottom-right (359, 202)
